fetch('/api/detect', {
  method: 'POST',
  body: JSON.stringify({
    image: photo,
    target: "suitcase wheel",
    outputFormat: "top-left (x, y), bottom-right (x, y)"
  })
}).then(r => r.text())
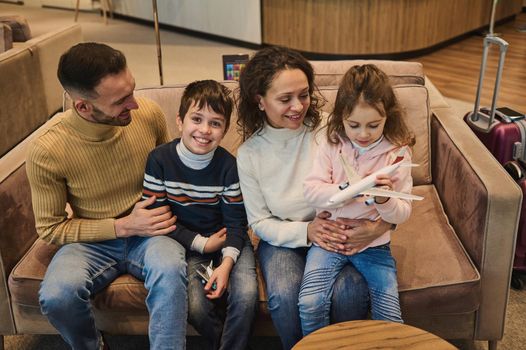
top-left (511, 271), bottom-right (526, 290)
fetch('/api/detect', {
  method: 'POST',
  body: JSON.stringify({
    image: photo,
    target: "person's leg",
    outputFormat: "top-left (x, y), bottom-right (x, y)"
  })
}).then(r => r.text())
top-left (257, 240), bottom-right (306, 350)
top-left (126, 235), bottom-right (188, 350)
top-left (220, 240), bottom-right (258, 350)
top-left (349, 244), bottom-right (403, 323)
top-left (330, 262), bottom-right (369, 323)
top-left (186, 251), bottom-right (223, 350)
top-left (39, 240), bottom-right (124, 350)
top-left (298, 246), bottom-right (347, 336)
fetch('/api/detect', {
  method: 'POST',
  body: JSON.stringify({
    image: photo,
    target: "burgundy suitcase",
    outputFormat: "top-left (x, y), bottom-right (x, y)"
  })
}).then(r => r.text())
top-left (464, 35), bottom-right (526, 289)
top-left (504, 161), bottom-right (526, 289)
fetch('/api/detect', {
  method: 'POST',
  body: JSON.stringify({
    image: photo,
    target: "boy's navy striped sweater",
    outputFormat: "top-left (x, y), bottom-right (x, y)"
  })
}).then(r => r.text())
top-left (142, 138), bottom-right (248, 252)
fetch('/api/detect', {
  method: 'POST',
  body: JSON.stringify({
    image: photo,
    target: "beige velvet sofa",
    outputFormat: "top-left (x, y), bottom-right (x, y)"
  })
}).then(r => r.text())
top-left (0, 60), bottom-right (521, 350)
top-left (0, 23), bottom-right (82, 158)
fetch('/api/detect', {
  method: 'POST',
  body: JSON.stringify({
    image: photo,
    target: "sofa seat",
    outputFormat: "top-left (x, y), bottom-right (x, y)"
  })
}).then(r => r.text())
top-left (8, 184), bottom-right (480, 320)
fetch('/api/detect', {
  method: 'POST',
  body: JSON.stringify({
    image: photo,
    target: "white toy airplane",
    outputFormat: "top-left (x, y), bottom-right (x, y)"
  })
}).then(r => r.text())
top-left (325, 149), bottom-right (424, 209)
top-left (196, 260), bottom-right (217, 290)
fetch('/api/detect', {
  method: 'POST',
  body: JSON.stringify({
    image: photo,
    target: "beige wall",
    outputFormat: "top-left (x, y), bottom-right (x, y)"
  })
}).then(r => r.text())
top-left (112, 0), bottom-right (262, 45)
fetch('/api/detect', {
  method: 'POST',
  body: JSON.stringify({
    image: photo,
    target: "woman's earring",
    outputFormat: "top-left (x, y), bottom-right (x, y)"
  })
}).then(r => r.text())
top-left (258, 104), bottom-right (264, 111)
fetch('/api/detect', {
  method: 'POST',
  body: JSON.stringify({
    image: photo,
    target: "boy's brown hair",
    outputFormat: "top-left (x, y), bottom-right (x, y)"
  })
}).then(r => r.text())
top-left (179, 80), bottom-right (234, 131)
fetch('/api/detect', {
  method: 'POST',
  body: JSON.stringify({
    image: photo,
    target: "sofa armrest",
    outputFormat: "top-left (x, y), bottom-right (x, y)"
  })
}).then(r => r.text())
top-left (431, 106), bottom-right (522, 340)
top-left (0, 114), bottom-right (64, 335)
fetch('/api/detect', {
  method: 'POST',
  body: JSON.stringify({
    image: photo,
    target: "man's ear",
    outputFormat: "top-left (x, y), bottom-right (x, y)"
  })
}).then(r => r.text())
top-left (74, 99), bottom-right (91, 114)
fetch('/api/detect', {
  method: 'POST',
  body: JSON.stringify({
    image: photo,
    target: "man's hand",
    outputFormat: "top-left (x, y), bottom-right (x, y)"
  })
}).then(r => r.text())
top-left (114, 196), bottom-right (176, 238)
top-left (203, 228), bottom-right (227, 253)
top-left (335, 217), bottom-right (391, 255)
top-left (204, 257), bottom-right (233, 299)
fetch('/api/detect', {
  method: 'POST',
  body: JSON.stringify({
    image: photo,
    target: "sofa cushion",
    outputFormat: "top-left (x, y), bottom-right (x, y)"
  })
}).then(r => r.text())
top-left (317, 84), bottom-right (431, 185)
top-left (8, 185), bottom-right (479, 318)
top-left (311, 60), bottom-right (425, 87)
top-left (0, 23), bottom-right (13, 53)
top-left (395, 185), bottom-right (480, 316)
top-left (0, 15), bottom-right (32, 42)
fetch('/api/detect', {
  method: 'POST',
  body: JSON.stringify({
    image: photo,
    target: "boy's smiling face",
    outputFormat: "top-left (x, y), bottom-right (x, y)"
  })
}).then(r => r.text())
top-left (177, 101), bottom-right (227, 155)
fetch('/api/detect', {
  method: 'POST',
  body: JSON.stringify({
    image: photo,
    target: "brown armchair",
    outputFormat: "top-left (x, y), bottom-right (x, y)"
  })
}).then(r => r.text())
top-left (0, 61), bottom-right (521, 350)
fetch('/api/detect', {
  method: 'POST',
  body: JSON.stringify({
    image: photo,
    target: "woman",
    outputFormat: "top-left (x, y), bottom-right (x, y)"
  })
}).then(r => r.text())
top-left (236, 46), bottom-right (392, 349)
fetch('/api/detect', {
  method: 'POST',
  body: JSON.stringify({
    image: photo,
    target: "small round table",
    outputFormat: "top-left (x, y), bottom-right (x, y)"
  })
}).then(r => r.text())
top-left (292, 320), bottom-right (457, 349)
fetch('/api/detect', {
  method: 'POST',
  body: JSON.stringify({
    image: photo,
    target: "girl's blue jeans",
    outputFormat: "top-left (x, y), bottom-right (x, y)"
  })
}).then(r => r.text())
top-left (186, 240), bottom-right (258, 350)
top-left (299, 244), bottom-right (403, 336)
top-left (257, 240), bottom-right (369, 350)
top-left (39, 236), bottom-right (188, 350)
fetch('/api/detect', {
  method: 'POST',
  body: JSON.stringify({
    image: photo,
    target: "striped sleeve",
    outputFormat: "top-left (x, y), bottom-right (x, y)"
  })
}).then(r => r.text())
top-left (142, 148), bottom-right (197, 249)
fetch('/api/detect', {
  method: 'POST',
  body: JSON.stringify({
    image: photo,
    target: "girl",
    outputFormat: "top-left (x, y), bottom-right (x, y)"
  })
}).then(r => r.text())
top-left (299, 64), bottom-right (416, 335)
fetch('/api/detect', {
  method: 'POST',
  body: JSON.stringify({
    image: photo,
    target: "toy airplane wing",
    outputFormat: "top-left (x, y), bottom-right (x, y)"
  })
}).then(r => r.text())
top-left (339, 152), bottom-right (360, 184)
top-left (196, 260), bottom-right (215, 281)
top-left (361, 187), bottom-right (423, 201)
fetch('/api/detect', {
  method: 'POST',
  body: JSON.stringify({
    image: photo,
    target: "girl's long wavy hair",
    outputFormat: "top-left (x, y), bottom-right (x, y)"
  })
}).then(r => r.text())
top-left (236, 46), bottom-right (324, 140)
top-left (327, 64), bottom-right (415, 147)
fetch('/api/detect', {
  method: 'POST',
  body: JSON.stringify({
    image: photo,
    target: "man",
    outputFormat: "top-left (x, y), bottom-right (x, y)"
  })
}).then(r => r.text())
top-left (26, 42), bottom-right (187, 350)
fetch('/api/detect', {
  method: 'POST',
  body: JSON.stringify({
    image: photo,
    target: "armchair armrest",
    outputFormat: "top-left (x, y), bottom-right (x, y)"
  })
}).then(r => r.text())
top-left (431, 106), bottom-right (522, 340)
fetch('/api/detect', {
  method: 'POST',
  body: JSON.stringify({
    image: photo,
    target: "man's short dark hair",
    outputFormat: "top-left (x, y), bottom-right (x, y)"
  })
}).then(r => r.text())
top-left (57, 42), bottom-right (127, 98)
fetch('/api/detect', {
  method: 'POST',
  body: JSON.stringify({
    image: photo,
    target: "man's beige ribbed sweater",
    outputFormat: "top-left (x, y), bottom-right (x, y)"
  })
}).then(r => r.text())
top-left (26, 97), bottom-right (170, 245)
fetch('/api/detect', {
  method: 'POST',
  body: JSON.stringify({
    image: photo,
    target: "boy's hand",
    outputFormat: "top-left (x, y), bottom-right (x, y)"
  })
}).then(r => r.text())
top-left (115, 196), bottom-right (176, 237)
top-left (204, 257), bottom-right (234, 299)
top-left (373, 174), bottom-right (394, 204)
top-left (203, 228), bottom-right (227, 253)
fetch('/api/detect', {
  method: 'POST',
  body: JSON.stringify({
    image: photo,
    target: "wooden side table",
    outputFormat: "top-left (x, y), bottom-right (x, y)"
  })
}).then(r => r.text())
top-left (292, 320), bottom-right (457, 350)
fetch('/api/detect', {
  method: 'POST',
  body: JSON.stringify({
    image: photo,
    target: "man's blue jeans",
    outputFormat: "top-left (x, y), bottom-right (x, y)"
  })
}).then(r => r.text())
top-left (257, 240), bottom-right (369, 350)
top-left (299, 244), bottom-right (402, 336)
top-left (187, 240), bottom-right (257, 350)
top-left (39, 236), bottom-right (188, 350)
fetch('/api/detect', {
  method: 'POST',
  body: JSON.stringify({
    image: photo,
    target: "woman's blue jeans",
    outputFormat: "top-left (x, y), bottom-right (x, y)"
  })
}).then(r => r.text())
top-left (257, 240), bottom-right (369, 350)
top-left (186, 241), bottom-right (258, 350)
top-left (39, 236), bottom-right (188, 350)
top-left (299, 244), bottom-right (402, 336)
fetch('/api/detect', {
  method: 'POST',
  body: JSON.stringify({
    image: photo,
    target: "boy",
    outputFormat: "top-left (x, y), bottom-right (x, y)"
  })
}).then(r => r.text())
top-left (142, 80), bottom-right (257, 350)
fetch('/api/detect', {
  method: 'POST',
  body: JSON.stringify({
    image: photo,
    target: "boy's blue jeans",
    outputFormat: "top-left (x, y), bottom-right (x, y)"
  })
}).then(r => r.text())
top-left (39, 236), bottom-right (188, 350)
top-left (257, 240), bottom-right (369, 350)
top-left (187, 240), bottom-right (257, 350)
top-left (299, 244), bottom-right (403, 336)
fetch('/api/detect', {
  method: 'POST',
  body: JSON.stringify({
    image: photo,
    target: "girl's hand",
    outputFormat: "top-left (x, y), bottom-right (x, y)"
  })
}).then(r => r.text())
top-left (203, 228), bottom-right (227, 253)
top-left (335, 218), bottom-right (391, 255)
top-left (307, 211), bottom-right (348, 252)
top-left (204, 257), bottom-right (233, 299)
top-left (373, 174), bottom-right (394, 204)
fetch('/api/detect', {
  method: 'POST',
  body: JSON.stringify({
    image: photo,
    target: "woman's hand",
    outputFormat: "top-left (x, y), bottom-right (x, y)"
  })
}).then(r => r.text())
top-left (307, 211), bottom-right (349, 252)
top-left (204, 257), bottom-right (233, 299)
top-left (335, 218), bottom-right (392, 255)
top-left (373, 174), bottom-right (394, 204)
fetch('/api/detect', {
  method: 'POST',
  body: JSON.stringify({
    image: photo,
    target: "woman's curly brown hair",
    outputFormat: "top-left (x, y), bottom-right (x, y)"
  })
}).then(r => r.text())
top-left (236, 46), bottom-right (324, 140)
